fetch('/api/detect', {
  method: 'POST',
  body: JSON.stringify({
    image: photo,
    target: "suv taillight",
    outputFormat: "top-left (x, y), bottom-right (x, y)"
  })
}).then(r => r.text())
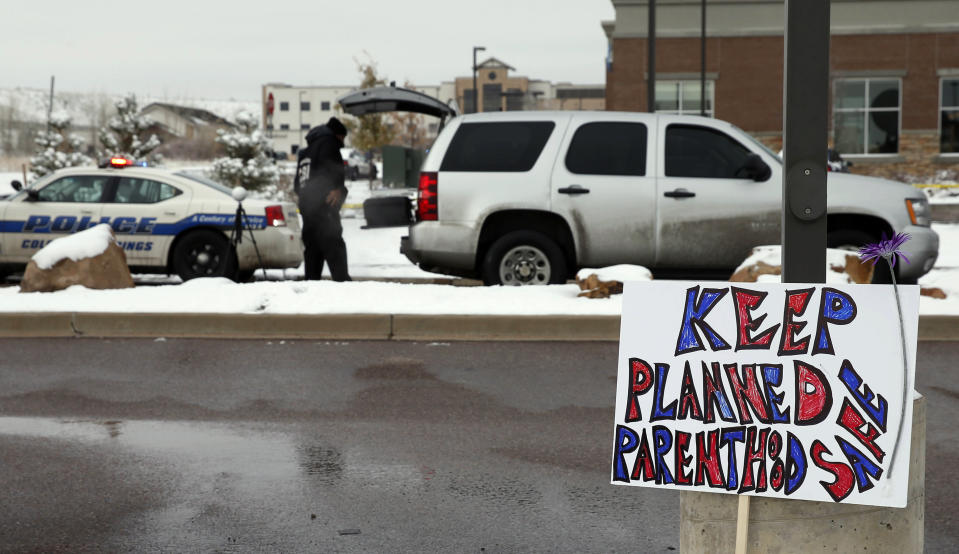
top-left (417, 171), bottom-right (438, 221)
top-left (265, 205), bottom-right (286, 227)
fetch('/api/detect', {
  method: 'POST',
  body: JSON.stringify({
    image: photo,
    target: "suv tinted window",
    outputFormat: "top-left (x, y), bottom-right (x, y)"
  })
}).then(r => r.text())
top-left (665, 124), bottom-right (752, 178)
top-left (565, 122), bottom-right (647, 176)
top-left (37, 175), bottom-right (109, 203)
top-left (440, 121), bottom-right (555, 172)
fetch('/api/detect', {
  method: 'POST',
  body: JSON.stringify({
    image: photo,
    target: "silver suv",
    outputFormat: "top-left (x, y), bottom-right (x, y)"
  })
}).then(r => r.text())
top-left (337, 89), bottom-right (938, 285)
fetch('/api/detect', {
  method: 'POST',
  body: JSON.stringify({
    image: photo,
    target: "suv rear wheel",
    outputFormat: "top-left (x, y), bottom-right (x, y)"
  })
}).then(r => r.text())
top-left (482, 230), bottom-right (567, 286)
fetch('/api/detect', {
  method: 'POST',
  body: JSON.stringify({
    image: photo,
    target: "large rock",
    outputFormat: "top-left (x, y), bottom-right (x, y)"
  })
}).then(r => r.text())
top-left (920, 286), bottom-right (948, 299)
top-left (20, 227), bottom-right (134, 293)
top-left (576, 265), bottom-right (652, 298)
top-left (730, 245), bottom-right (874, 284)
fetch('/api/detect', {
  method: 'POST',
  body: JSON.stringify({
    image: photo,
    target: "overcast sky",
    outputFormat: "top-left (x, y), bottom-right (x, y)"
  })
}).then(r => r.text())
top-left (1, 0), bottom-right (615, 101)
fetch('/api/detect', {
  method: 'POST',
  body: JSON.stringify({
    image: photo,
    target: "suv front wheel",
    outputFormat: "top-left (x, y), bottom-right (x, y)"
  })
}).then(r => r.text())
top-left (482, 230), bottom-right (567, 286)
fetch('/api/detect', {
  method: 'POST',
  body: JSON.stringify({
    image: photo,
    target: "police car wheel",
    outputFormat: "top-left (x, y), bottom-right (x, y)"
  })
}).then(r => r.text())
top-left (235, 269), bottom-right (256, 283)
top-left (172, 230), bottom-right (238, 281)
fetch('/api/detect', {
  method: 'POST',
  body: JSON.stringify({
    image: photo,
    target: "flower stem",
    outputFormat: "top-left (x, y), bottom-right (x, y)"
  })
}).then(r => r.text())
top-left (885, 256), bottom-right (909, 477)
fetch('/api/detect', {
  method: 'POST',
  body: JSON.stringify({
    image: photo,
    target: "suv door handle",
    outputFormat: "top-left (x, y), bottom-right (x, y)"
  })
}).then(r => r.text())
top-left (558, 185), bottom-right (590, 195)
top-left (664, 188), bottom-right (696, 198)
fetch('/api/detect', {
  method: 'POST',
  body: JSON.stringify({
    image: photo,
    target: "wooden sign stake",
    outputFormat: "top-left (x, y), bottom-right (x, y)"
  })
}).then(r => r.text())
top-left (734, 495), bottom-right (750, 554)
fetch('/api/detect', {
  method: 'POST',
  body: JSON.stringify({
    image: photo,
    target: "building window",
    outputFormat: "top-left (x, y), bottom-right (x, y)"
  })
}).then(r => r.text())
top-left (483, 83), bottom-right (503, 112)
top-left (321, 101), bottom-right (331, 110)
top-left (280, 124), bottom-right (290, 130)
top-left (504, 88), bottom-right (524, 111)
top-left (301, 101), bottom-right (310, 111)
top-left (655, 80), bottom-right (714, 116)
top-left (301, 123), bottom-right (310, 130)
top-left (942, 78), bottom-right (959, 154)
top-left (833, 78), bottom-right (900, 155)
top-left (279, 101), bottom-right (289, 111)
top-left (266, 123), bottom-right (274, 130)
top-left (464, 89), bottom-right (477, 114)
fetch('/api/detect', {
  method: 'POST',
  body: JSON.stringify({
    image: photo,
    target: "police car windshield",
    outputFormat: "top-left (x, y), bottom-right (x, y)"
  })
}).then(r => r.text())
top-left (173, 171), bottom-right (234, 195)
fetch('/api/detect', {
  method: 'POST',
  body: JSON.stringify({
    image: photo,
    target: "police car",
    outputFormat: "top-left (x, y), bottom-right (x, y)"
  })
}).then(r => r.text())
top-left (0, 159), bottom-right (303, 281)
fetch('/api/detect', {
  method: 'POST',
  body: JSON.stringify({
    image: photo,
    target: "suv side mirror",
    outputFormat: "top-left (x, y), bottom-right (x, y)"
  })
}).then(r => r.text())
top-left (739, 153), bottom-right (772, 182)
top-left (10, 180), bottom-right (22, 191)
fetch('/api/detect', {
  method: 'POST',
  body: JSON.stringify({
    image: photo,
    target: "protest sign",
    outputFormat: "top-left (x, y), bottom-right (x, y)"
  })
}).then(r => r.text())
top-left (611, 281), bottom-right (919, 507)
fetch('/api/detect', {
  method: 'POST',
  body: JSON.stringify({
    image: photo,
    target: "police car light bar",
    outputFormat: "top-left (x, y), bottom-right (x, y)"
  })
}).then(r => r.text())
top-left (110, 157), bottom-right (132, 168)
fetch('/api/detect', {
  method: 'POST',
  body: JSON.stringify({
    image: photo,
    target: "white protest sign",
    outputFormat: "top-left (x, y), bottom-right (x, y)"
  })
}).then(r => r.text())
top-left (611, 281), bottom-right (919, 507)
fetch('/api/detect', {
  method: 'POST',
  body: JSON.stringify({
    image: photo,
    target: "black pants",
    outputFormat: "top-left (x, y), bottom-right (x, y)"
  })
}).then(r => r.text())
top-left (302, 206), bottom-right (350, 281)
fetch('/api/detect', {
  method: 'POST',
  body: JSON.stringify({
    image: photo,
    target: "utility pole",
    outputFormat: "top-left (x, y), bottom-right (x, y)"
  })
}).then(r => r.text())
top-left (701, 0), bottom-right (707, 116)
top-left (472, 46), bottom-right (486, 113)
top-left (647, 1), bottom-right (656, 112)
top-left (46, 76), bottom-right (55, 133)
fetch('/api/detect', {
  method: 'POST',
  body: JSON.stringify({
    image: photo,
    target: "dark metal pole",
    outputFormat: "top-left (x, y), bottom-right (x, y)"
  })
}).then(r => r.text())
top-left (700, 0), bottom-right (706, 116)
top-left (782, 0), bottom-right (830, 283)
top-left (46, 76), bottom-right (55, 134)
top-left (472, 46), bottom-right (485, 113)
top-left (647, 0), bottom-right (656, 112)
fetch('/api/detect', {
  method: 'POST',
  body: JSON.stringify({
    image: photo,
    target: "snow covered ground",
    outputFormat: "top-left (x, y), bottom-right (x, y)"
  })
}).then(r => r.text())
top-left (0, 208), bottom-right (956, 316)
top-left (2, 169), bottom-right (957, 316)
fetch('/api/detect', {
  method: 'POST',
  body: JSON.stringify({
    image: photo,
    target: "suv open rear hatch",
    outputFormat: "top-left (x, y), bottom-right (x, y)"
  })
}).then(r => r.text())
top-left (337, 85), bottom-right (457, 129)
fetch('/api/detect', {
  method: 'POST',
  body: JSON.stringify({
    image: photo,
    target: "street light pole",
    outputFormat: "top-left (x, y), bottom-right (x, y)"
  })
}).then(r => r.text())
top-left (473, 46), bottom-right (486, 113)
top-left (647, 1), bottom-right (656, 113)
top-left (701, 0), bottom-right (707, 116)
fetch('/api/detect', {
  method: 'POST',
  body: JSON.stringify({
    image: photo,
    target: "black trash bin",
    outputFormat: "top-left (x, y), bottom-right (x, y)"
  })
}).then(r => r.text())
top-left (363, 196), bottom-right (412, 228)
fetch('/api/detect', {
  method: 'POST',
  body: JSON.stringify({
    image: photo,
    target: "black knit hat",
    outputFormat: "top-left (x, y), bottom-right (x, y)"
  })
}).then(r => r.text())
top-left (327, 117), bottom-right (347, 137)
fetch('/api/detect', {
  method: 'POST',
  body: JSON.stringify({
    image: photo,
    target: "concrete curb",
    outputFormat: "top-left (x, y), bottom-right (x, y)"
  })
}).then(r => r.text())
top-left (1, 312), bottom-right (957, 341)
top-left (391, 314), bottom-right (621, 341)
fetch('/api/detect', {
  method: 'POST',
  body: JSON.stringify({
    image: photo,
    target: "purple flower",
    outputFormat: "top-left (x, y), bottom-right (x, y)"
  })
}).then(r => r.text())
top-left (858, 232), bottom-right (911, 267)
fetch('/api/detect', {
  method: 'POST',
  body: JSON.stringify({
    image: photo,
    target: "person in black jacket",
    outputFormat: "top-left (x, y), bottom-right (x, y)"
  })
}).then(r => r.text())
top-left (294, 117), bottom-right (352, 281)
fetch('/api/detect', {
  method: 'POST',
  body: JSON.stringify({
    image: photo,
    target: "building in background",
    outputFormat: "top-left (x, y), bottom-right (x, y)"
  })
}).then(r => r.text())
top-left (139, 102), bottom-right (237, 160)
top-left (140, 102), bottom-right (235, 141)
top-left (603, 0), bottom-right (959, 180)
top-left (454, 57), bottom-right (605, 113)
top-left (263, 63), bottom-right (605, 156)
top-left (261, 84), bottom-right (355, 157)
top-left (262, 83), bottom-right (450, 157)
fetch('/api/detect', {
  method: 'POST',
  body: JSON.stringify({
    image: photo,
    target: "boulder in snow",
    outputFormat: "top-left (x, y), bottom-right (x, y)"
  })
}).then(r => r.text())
top-left (920, 287), bottom-right (947, 299)
top-left (19, 224), bottom-right (135, 293)
top-left (729, 245), bottom-right (874, 284)
top-left (576, 265), bottom-right (652, 298)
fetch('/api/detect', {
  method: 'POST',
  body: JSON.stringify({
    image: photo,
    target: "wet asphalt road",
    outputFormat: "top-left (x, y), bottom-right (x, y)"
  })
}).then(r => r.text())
top-left (0, 338), bottom-right (956, 553)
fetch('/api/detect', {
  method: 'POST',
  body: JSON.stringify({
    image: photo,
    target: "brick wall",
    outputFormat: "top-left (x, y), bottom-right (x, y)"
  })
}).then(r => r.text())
top-left (606, 31), bottom-right (959, 183)
top-left (754, 132), bottom-right (959, 183)
top-left (848, 133), bottom-right (959, 182)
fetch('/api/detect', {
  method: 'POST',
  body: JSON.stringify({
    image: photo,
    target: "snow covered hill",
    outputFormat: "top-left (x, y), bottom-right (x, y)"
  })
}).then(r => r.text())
top-left (0, 87), bottom-right (259, 128)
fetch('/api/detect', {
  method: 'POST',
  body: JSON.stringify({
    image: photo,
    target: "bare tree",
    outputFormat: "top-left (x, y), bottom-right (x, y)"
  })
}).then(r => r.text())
top-left (388, 82), bottom-right (432, 149)
top-left (341, 54), bottom-right (396, 154)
